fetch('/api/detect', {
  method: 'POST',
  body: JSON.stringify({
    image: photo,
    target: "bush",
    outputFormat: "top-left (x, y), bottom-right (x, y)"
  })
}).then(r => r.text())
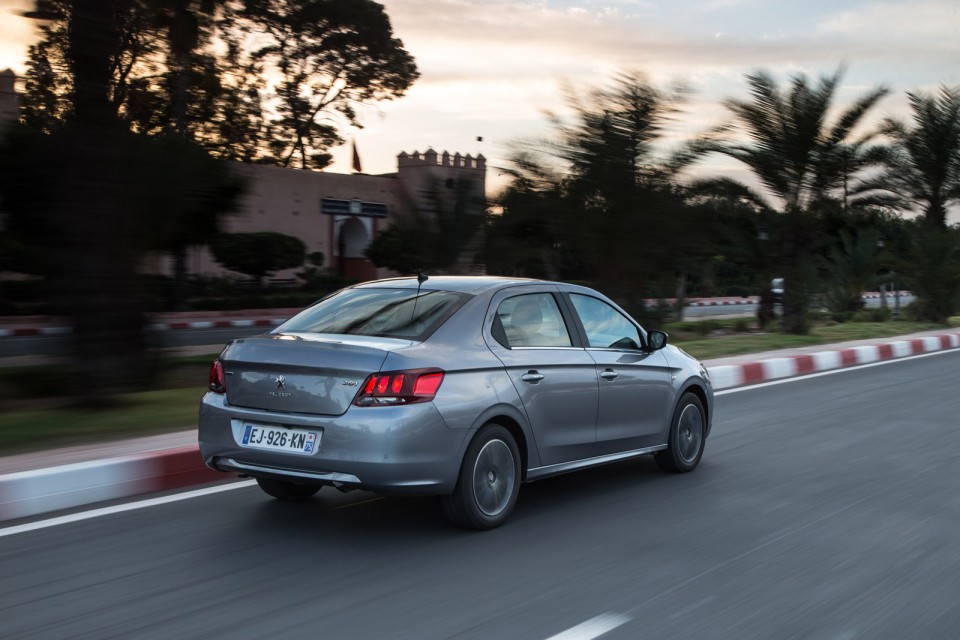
top-left (732, 317), bottom-right (751, 332)
top-left (724, 286), bottom-right (753, 298)
top-left (850, 307), bottom-right (892, 323)
top-left (209, 232), bottom-right (307, 286)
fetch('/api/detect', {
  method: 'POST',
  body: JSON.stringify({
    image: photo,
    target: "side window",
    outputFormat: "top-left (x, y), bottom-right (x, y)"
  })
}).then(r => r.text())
top-left (496, 293), bottom-right (573, 348)
top-left (570, 294), bottom-right (642, 350)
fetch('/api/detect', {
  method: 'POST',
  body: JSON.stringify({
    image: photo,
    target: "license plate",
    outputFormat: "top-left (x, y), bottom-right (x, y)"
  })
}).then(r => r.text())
top-left (240, 424), bottom-right (319, 454)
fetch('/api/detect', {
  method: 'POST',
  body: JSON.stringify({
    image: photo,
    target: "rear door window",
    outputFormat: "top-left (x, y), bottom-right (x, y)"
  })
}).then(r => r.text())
top-left (496, 293), bottom-right (573, 348)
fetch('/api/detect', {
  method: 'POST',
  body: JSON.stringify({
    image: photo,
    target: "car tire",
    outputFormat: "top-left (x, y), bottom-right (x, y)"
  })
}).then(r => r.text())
top-left (256, 477), bottom-right (322, 501)
top-left (442, 424), bottom-right (521, 530)
top-left (655, 392), bottom-right (706, 473)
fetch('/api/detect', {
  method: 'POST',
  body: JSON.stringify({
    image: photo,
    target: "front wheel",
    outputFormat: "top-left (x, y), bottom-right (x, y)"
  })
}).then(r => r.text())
top-left (256, 477), bottom-right (322, 501)
top-left (655, 393), bottom-right (706, 473)
top-left (442, 424), bottom-right (521, 530)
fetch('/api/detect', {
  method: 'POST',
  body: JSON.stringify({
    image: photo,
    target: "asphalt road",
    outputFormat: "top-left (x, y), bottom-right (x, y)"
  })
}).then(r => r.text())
top-left (2, 350), bottom-right (959, 639)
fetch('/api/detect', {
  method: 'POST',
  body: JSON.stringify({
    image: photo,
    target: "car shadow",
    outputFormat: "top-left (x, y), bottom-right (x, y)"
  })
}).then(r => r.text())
top-left (238, 454), bottom-right (709, 542)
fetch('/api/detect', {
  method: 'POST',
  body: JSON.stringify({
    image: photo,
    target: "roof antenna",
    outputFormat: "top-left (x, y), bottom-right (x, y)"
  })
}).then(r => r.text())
top-left (411, 268), bottom-right (429, 321)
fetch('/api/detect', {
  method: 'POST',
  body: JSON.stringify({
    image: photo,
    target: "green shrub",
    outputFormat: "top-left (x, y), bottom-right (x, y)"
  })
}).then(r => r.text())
top-left (733, 317), bottom-right (751, 332)
top-left (859, 307), bottom-right (892, 322)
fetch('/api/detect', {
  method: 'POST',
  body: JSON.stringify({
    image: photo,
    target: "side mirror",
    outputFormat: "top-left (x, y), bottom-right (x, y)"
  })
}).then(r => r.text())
top-left (647, 330), bottom-right (668, 351)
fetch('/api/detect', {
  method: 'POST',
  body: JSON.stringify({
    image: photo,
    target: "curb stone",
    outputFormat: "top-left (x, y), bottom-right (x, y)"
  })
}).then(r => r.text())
top-left (707, 332), bottom-right (960, 389)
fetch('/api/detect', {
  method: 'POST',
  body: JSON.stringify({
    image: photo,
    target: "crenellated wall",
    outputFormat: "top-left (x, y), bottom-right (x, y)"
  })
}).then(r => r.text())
top-left (395, 148), bottom-right (487, 221)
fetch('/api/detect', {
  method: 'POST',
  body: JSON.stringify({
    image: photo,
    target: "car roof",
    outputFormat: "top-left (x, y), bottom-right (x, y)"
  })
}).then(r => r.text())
top-left (351, 276), bottom-right (545, 294)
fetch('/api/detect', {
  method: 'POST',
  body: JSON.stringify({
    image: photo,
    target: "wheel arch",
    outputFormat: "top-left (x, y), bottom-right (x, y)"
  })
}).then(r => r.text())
top-left (677, 381), bottom-right (711, 437)
top-left (466, 412), bottom-right (531, 482)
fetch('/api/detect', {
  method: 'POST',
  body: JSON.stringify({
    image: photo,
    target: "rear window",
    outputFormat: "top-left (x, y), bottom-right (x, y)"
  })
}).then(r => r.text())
top-left (276, 288), bottom-right (470, 340)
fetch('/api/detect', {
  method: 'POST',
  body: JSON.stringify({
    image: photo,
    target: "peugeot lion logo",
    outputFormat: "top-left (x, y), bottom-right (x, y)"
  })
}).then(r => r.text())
top-left (270, 375), bottom-right (291, 397)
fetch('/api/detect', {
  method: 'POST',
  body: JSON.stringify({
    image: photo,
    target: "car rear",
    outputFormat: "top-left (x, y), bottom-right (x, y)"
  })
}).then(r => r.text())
top-left (198, 284), bottom-right (480, 494)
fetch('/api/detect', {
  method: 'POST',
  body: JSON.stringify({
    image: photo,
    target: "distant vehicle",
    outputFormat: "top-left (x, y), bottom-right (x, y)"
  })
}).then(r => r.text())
top-left (199, 276), bottom-right (714, 529)
top-left (771, 277), bottom-right (784, 304)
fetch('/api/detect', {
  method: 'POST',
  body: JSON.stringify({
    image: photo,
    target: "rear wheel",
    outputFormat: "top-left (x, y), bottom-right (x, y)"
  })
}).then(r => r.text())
top-left (442, 424), bottom-right (521, 530)
top-left (256, 477), bottom-right (322, 501)
top-left (655, 393), bottom-right (706, 473)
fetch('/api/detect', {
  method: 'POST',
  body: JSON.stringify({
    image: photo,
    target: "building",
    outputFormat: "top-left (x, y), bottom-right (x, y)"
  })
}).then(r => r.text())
top-left (185, 148), bottom-right (487, 282)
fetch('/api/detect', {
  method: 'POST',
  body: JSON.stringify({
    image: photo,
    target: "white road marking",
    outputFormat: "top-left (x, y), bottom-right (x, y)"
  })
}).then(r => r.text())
top-left (544, 613), bottom-right (631, 640)
top-left (715, 348), bottom-right (956, 396)
top-left (0, 480), bottom-right (255, 538)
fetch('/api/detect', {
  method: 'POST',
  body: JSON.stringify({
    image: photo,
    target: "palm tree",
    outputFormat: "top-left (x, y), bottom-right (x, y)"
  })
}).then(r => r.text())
top-left (852, 85), bottom-right (960, 321)
top-left (700, 67), bottom-right (888, 333)
top-left (856, 85), bottom-right (960, 229)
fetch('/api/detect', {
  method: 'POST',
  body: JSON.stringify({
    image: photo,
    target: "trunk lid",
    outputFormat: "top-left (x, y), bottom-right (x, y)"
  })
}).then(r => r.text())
top-left (221, 333), bottom-right (413, 415)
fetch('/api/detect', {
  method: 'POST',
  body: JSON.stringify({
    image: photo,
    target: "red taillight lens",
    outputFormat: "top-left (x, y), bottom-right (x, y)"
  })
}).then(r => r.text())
top-left (208, 360), bottom-right (226, 394)
top-left (353, 369), bottom-right (444, 406)
top-left (413, 372), bottom-right (443, 396)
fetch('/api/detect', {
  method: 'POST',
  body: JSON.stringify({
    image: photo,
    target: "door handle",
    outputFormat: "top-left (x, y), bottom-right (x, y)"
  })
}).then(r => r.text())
top-left (521, 371), bottom-right (545, 383)
top-left (600, 369), bottom-right (619, 380)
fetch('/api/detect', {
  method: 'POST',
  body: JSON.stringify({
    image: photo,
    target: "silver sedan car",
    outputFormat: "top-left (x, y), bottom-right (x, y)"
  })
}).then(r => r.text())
top-left (199, 276), bottom-right (714, 529)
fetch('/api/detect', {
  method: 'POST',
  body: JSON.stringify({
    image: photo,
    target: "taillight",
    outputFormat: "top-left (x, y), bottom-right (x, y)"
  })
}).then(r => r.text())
top-left (353, 369), bottom-right (444, 406)
top-left (208, 360), bottom-right (226, 394)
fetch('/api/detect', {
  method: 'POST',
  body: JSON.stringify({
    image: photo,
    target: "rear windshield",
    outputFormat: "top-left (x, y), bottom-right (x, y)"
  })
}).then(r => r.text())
top-left (276, 287), bottom-right (470, 341)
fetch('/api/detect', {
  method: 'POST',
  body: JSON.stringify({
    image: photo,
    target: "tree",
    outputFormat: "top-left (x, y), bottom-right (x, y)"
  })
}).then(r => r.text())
top-left (19, 0), bottom-right (268, 160)
top-left (900, 224), bottom-right (960, 323)
top-left (698, 68), bottom-right (888, 333)
top-left (485, 165), bottom-right (576, 280)
top-left (491, 72), bottom-right (712, 319)
top-left (238, 0), bottom-right (419, 169)
top-left (856, 86), bottom-right (960, 229)
top-left (210, 232), bottom-right (307, 285)
top-left (850, 85), bottom-right (960, 320)
top-left (821, 228), bottom-right (883, 314)
top-left (685, 177), bottom-right (779, 324)
top-left (366, 176), bottom-right (486, 274)
top-left (1, 0), bottom-right (247, 403)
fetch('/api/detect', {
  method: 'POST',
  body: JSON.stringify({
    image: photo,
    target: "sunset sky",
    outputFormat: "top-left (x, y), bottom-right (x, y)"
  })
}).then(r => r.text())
top-left (1, 0), bottom-right (958, 196)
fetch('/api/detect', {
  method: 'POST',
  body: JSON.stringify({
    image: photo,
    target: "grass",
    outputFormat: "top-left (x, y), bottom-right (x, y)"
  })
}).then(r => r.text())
top-left (0, 318), bottom-right (953, 455)
top-left (0, 388), bottom-right (206, 455)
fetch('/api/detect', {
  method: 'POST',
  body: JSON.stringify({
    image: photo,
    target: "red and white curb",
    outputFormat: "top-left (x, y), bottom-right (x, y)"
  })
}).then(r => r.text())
top-left (0, 446), bottom-right (229, 521)
top-left (709, 332), bottom-right (960, 390)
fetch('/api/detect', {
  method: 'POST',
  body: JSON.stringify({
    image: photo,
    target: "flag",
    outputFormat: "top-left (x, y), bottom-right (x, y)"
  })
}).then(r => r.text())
top-left (352, 139), bottom-right (362, 173)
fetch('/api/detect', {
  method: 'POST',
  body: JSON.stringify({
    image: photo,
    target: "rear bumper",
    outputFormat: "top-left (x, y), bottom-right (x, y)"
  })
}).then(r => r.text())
top-left (198, 392), bottom-right (471, 495)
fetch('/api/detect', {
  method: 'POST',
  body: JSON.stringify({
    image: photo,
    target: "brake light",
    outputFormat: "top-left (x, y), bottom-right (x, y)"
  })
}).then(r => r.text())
top-left (354, 369), bottom-right (444, 406)
top-left (208, 360), bottom-right (226, 394)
